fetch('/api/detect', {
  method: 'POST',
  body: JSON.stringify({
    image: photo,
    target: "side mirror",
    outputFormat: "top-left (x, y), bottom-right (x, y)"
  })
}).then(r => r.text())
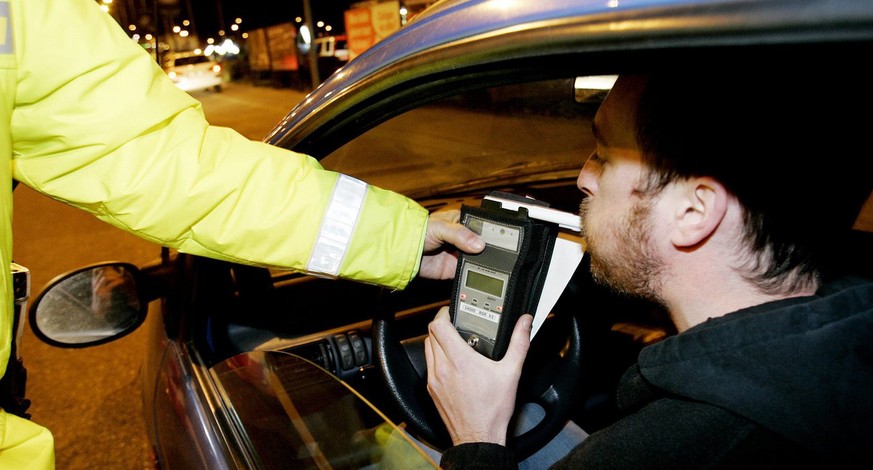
top-left (28, 262), bottom-right (148, 348)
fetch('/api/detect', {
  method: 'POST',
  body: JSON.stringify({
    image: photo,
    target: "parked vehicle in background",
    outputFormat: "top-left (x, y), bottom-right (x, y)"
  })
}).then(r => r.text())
top-left (28, 0), bottom-right (873, 468)
top-left (162, 51), bottom-right (223, 93)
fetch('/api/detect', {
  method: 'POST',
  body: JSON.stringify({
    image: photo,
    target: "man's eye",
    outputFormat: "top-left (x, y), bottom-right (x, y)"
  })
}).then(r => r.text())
top-left (589, 151), bottom-right (605, 165)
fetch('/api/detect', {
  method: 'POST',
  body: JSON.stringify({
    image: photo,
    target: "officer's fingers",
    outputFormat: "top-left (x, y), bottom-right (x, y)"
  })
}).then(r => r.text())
top-left (424, 211), bottom-right (484, 254)
top-left (434, 209), bottom-right (461, 224)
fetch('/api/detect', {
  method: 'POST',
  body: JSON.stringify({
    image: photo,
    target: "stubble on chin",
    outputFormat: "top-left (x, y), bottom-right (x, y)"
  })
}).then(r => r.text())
top-left (578, 197), bottom-right (663, 303)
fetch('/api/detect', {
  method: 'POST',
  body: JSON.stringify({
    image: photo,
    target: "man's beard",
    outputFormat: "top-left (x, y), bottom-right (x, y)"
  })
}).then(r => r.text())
top-left (579, 196), bottom-right (664, 303)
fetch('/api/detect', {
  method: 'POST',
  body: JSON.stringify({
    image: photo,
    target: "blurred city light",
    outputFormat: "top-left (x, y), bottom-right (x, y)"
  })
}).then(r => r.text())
top-left (204, 38), bottom-right (240, 57)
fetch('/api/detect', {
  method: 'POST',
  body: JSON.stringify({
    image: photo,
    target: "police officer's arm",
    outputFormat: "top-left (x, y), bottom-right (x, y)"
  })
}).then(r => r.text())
top-left (8, 0), bottom-right (478, 289)
top-left (420, 210), bottom-right (485, 280)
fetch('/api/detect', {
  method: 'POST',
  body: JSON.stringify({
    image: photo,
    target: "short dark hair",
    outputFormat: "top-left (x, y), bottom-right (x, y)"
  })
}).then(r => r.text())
top-left (634, 64), bottom-right (872, 290)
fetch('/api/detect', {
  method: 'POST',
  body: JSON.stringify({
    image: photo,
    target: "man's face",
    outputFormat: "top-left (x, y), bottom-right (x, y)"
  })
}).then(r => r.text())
top-left (576, 75), bottom-right (664, 301)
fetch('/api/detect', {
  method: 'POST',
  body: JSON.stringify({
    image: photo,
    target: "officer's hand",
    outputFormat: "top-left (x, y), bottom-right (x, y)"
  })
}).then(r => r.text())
top-left (418, 210), bottom-right (484, 279)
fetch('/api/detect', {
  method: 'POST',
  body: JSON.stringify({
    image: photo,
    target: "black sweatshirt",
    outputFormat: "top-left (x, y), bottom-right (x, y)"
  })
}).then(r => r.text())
top-left (441, 277), bottom-right (873, 469)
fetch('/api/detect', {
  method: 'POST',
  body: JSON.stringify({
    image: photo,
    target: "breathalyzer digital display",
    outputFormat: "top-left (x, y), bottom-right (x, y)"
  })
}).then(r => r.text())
top-left (465, 269), bottom-right (504, 298)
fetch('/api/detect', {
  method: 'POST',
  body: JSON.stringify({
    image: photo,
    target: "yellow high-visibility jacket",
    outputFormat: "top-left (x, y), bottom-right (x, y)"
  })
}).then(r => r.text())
top-left (0, 0), bottom-right (428, 465)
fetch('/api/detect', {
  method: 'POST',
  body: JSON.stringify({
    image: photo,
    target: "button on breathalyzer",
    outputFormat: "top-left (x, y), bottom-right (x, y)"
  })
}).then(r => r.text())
top-left (449, 191), bottom-right (582, 360)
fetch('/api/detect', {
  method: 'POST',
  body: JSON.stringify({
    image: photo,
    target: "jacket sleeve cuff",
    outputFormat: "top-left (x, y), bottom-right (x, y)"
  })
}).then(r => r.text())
top-left (410, 215), bottom-right (426, 279)
top-left (440, 443), bottom-right (518, 469)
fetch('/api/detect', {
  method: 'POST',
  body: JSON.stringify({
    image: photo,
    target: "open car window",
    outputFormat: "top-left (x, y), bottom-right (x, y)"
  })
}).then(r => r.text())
top-left (319, 77), bottom-right (602, 204)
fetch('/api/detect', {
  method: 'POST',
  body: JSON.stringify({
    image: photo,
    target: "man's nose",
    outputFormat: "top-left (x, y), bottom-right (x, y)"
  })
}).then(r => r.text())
top-left (577, 155), bottom-right (597, 196)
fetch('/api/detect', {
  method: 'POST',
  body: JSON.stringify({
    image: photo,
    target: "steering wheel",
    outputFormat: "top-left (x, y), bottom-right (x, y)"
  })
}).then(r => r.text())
top-left (373, 289), bottom-right (583, 461)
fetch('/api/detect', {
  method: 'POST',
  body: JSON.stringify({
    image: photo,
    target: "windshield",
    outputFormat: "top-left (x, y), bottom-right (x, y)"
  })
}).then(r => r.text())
top-left (321, 78), bottom-right (600, 199)
top-left (211, 351), bottom-right (438, 469)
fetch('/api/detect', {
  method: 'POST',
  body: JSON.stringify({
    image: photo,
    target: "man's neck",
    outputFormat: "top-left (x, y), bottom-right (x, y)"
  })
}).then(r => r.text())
top-left (665, 271), bottom-right (818, 332)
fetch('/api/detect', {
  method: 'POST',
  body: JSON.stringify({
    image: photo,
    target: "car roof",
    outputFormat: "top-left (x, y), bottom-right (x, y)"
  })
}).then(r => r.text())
top-left (265, 0), bottom-right (873, 154)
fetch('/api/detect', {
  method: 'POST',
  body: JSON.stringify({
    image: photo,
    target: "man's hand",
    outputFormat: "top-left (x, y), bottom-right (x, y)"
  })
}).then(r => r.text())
top-left (424, 307), bottom-right (532, 446)
top-left (418, 210), bottom-right (484, 279)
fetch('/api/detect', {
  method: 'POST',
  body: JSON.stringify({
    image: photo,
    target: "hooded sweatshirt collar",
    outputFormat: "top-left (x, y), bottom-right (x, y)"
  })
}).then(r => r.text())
top-left (638, 277), bottom-right (873, 460)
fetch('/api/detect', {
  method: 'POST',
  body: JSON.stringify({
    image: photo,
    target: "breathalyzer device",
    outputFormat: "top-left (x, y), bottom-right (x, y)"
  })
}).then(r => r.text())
top-left (449, 191), bottom-right (581, 360)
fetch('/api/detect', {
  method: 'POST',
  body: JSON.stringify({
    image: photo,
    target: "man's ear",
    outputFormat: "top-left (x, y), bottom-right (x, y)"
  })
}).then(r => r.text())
top-left (671, 177), bottom-right (727, 248)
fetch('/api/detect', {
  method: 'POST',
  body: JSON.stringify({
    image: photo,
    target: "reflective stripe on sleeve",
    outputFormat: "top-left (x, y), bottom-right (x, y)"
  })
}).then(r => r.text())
top-left (306, 174), bottom-right (367, 277)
